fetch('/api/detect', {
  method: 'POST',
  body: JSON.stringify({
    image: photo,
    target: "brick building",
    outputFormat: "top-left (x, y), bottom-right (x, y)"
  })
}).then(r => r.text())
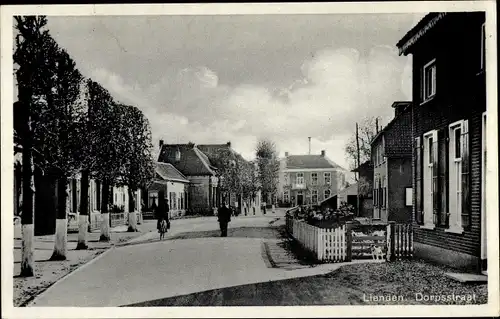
top-left (397, 12), bottom-right (487, 272)
top-left (279, 150), bottom-right (346, 207)
top-left (370, 101), bottom-right (413, 223)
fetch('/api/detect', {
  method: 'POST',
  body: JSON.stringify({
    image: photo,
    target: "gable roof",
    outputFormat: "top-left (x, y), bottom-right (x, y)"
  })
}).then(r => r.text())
top-left (196, 143), bottom-right (247, 165)
top-left (155, 162), bottom-right (189, 183)
top-left (396, 12), bottom-right (447, 56)
top-left (158, 144), bottom-right (216, 176)
top-left (371, 102), bottom-right (413, 158)
top-left (285, 154), bottom-right (343, 170)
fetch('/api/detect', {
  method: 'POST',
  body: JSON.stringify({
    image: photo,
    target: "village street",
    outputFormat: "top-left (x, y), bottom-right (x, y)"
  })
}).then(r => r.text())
top-left (27, 209), bottom-right (349, 307)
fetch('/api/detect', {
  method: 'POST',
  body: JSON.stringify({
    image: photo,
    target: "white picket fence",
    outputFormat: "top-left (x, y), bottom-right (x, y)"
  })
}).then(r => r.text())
top-left (289, 217), bottom-right (347, 262)
top-left (286, 214), bottom-right (413, 263)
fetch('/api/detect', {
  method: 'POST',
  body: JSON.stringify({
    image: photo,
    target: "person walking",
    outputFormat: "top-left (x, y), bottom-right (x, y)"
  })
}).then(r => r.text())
top-left (155, 190), bottom-right (170, 233)
top-left (218, 201), bottom-right (231, 237)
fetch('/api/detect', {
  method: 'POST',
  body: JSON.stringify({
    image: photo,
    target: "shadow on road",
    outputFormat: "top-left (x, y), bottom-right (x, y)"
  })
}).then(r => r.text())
top-left (168, 227), bottom-right (281, 240)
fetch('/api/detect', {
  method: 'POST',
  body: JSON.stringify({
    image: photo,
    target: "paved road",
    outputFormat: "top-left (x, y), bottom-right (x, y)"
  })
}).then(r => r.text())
top-left (30, 210), bottom-right (348, 307)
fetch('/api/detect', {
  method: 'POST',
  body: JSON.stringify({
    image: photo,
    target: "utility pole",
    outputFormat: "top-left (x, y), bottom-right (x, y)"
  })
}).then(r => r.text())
top-left (308, 137), bottom-right (311, 155)
top-left (376, 117), bottom-right (379, 134)
top-left (355, 123), bottom-right (361, 217)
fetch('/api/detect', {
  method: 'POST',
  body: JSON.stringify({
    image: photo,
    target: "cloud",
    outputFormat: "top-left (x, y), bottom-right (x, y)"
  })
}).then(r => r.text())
top-left (90, 44), bottom-right (410, 169)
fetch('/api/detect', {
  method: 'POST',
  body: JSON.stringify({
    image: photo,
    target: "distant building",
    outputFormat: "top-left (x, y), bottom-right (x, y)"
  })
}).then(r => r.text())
top-left (320, 182), bottom-right (358, 212)
top-left (278, 150), bottom-right (346, 207)
top-left (370, 101), bottom-right (413, 223)
top-left (397, 12), bottom-right (487, 272)
top-left (146, 162), bottom-right (190, 218)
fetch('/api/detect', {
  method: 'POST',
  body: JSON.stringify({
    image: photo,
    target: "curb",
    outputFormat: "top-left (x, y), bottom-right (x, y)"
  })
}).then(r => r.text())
top-left (24, 246), bottom-right (116, 307)
top-left (23, 229), bottom-right (151, 307)
top-left (262, 242), bottom-right (278, 268)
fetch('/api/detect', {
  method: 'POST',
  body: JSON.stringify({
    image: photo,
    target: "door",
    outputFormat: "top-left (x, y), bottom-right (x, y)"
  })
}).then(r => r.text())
top-left (297, 192), bottom-right (304, 206)
top-left (481, 112), bottom-right (487, 271)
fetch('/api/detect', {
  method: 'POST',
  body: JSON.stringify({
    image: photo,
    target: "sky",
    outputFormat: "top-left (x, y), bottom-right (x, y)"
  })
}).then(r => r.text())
top-left (42, 13), bottom-right (426, 170)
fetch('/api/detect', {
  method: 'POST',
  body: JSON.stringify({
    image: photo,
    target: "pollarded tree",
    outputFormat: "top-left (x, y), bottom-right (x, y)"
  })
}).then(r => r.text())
top-left (39, 45), bottom-right (84, 260)
top-left (74, 79), bottom-right (115, 249)
top-left (118, 103), bottom-right (155, 232)
top-left (14, 15), bottom-right (57, 275)
top-left (255, 138), bottom-right (280, 204)
top-left (93, 101), bottom-right (130, 241)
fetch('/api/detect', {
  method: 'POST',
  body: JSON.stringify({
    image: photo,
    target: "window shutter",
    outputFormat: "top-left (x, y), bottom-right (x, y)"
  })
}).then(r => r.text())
top-left (438, 129), bottom-right (449, 227)
top-left (415, 137), bottom-right (423, 224)
top-left (461, 120), bottom-right (471, 228)
top-left (432, 132), bottom-right (439, 225)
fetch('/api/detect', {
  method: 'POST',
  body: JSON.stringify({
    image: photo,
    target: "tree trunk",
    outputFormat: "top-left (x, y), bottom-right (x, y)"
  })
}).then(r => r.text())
top-left (76, 170), bottom-right (89, 249)
top-left (127, 187), bottom-right (138, 232)
top-left (20, 142), bottom-right (35, 277)
top-left (50, 176), bottom-right (68, 261)
top-left (99, 181), bottom-right (111, 241)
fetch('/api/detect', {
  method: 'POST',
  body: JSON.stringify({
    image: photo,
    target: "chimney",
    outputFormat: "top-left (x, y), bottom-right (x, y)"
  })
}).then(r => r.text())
top-left (227, 141), bottom-right (231, 147)
top-left (285, 151), bottom-right (289, 157)
top-left (308, 137), bottom-right (311, 155)
top-left (159, 139), bottom-right (164, 150)
top-left (321, 150), bottom-right (325, 157)
top-left (175, 147), bottom-right (181, 162)
top-left (392, 102), bottom-right (410, 118)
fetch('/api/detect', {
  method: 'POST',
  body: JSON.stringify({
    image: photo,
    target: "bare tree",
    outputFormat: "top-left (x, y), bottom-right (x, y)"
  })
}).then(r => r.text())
top-left (344, 116), bottom-right (379, 172)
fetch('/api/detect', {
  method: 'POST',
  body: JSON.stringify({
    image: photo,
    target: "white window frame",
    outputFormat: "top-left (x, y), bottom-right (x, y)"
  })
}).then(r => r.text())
top-left (311, 190), bottom-right (318, 204)
top-left (296, 172), bottom-right (304, 185)
top-left (311, 172), bottom-right (318, 185)
top-left (481, 22), bottom-right (486, 71)
top-left (324, 172), bottom-right (331, 185)
top-left (447, 120), bottom-right (466, 234)
top-left (422, 130), bottom-right (438, 229)
top-left (422, 59), bottom-right (437, 102)
top-left (284, 173), bottom-right (289, 185)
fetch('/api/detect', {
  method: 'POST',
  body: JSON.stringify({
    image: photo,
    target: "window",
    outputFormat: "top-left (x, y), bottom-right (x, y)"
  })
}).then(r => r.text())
top-left (324, 189), bottom-right (331, 199)
top-left (296, 172), bottom-right (304, 185)
top-left (405, 188), bottom-right (412, 207)
top-left (324, 172), bottom-right (331, 185)
top-left (423, 130), bottom-right (438, 227)
top-left (311, 173), bottom-right (318, 185)
top-left (284, 190), bottom-right (289, 203)
top-left (284, 173), bottom-right (289, 185)
top-left (481, 23), bottom-right (486, 70)
top-left (312, 190), bottom-right (318, 203)
top-left (422, 59), bottom-right (436, 101)
top-left (448, 120), bottom-right (468, 233)
top-left (149, 191), bottom-right (158, 208)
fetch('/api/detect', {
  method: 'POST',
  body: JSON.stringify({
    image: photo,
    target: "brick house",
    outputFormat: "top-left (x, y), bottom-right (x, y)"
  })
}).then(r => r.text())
top-left (146, 162), bottom-right (189, 218)
top-left (157, 141), bottom-right (219, 215)
top-left (397, 12), bottom-right (487, 272)
top-left (370, 101), bottom-right (413, 223)
top-left (280, 150), bottom-right (346, 207)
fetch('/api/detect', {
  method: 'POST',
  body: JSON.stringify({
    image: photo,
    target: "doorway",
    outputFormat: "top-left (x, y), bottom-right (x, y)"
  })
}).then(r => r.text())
top-left (297, 192), bottom-right (304, 206)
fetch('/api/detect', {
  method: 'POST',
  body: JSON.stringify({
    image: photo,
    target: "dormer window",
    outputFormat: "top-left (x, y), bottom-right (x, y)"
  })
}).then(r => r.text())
top-left (422, 59), bottom-right (436, 102)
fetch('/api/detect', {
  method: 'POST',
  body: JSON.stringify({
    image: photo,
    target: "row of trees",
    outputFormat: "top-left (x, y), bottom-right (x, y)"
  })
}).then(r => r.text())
top-left (14, 16), bottom-right (154, 277)
top-left (255, 138), bottom-right (280, 205)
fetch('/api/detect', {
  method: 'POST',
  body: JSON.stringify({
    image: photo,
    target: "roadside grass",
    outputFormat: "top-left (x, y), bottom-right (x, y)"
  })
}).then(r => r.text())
top-left (125, 259), bottom-right (487, 306)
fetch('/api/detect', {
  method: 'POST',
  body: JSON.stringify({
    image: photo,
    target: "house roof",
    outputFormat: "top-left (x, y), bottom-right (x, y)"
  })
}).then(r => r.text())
top-left (197, 142), bottom-right (247, 164)
top-left (158, 144), bottom-right (216, 176)
top-left (320, 183), bottom-right (358, 205)
top-left (396, 12), bottom-right (447, 56)
top-left (371, 102), bottom-right (412, 158)
top-left (351, 160), bottom-right (373, 173)
top-left (285, 154), bottom-right (344, 170)
top-left (155, 162), bottom-right (189, 183)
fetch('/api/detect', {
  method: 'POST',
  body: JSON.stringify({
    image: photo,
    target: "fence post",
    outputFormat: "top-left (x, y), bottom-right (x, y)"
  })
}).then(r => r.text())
top-left (345, 221), bottom-right (353, 262)
top-left (387, 221), bottom-right (395, 261)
